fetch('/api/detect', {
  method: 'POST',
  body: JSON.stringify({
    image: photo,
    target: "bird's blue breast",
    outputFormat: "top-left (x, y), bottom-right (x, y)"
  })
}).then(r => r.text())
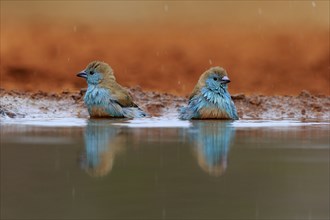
top-left (85, 86), bottom-right (110, 106)
top-left (180, 87), bottom-right (238, 120)
top-left (199, 88), bottom-right (237, 119)
top-left (84, 86), bottom-right (124, 117)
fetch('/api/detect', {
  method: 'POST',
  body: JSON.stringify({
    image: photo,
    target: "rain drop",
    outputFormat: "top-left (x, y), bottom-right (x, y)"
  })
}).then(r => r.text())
top-left (164, 4), bottom-right (169, 12)
top-left (311, 1), bottom-right (316, 8)
top-left (162, 208), bottom-right (166, 219)
top-left (72, 187), bottom-right (75, 199)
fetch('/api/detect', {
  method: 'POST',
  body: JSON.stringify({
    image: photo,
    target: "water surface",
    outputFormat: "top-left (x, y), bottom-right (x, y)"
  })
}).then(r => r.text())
top-left (1, 118), bottom-right (329, 219)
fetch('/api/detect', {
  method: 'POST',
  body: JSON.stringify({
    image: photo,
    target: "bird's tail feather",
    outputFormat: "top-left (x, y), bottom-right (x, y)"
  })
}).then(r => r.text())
top-left (122, 107), bottom-right (148, 118)
top-left (178, 106), bottom-right (194, 120)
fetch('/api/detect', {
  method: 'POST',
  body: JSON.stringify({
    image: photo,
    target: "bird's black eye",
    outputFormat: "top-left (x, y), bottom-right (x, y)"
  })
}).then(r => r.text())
top-left (213, 77), bottom-right (217, 81)
top-left (90, 71), bottom-right (94, 75)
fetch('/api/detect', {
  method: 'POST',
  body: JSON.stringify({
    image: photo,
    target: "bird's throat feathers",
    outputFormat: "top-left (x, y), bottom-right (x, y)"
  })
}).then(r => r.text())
top-left (84, 86), bottom-right (111, 106)
top-left (201, 87), bottom-right (231, 105)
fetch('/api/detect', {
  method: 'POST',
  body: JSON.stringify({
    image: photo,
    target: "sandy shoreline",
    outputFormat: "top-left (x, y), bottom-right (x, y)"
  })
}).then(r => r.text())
top-left (0, 88), bottom-right (329, 121)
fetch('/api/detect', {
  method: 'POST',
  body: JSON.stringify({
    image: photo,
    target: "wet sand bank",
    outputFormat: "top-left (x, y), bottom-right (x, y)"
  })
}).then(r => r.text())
top-left (1, 88), bottom-right (329, 120)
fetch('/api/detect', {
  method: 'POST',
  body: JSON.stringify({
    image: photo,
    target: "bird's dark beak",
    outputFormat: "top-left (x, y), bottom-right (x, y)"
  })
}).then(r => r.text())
top-left (220, 76), bottom-right (231, 84)
top-left (76, 70), bottom-right (87, 79)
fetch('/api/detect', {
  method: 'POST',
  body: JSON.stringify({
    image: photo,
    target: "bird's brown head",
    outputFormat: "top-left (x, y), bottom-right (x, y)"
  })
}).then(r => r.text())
top-left (198, 66), bottom-right (230, 86)
top-left (191, 66), bottom-right (231, 97)
top-left (77, 61), bottom-right (116, 86)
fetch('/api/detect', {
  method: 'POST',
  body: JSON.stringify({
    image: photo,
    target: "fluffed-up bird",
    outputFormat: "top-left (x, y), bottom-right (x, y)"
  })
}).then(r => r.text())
top-left (179, 66), bottom-right (238, 120)
top-left (77, 61), bottom-right (147, 118)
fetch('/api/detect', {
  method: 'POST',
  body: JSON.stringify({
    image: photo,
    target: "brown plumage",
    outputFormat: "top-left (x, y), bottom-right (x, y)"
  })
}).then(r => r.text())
top-left (179, 66), bottom-right (238, 120)
top-left (77, 61), bottom-right (147, 118)
top-left (88, 61), bottom-right (138, 108)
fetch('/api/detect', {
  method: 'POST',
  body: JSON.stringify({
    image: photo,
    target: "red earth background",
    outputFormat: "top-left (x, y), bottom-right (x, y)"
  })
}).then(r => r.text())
top-left (1, 1), bottom-right (329, 96)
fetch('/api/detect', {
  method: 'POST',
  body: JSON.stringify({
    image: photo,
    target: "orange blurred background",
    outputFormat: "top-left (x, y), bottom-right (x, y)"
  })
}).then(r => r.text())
top-left (1, 1), bottom-right (329, 95)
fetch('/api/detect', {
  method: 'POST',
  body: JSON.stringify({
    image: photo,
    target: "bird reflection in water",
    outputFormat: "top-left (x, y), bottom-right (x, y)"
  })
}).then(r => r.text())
top-left (188, 121), bottom-right (235, 177)
top-left (79, 119), bottom-right (125, 177)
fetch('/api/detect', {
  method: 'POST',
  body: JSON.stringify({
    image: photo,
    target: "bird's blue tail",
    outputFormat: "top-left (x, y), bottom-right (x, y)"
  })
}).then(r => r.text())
top-left (178, 106), bottom-right (194, 120)
top-left (123, 107), bottom-right (148, 118)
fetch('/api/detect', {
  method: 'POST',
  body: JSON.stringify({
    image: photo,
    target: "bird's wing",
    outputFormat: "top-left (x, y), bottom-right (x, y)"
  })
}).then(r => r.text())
top-left (110, 83), bottom-right (139, 108)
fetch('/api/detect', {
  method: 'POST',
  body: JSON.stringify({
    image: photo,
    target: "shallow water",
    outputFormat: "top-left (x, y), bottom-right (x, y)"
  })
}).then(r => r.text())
top-left (1, 118), bottom-right (329, 219)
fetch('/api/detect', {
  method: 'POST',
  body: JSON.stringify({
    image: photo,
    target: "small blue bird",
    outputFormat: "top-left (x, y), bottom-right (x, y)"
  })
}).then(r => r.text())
top-left (77, 61), bottom-right (147, 118)
top-left (179, 67), bottom-right (238, 120)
